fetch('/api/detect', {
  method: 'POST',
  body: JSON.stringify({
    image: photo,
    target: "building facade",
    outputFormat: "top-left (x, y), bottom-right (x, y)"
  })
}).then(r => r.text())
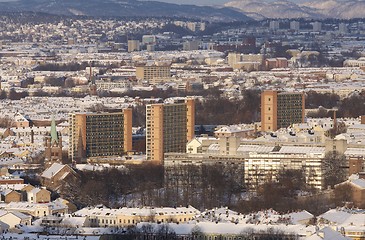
top-left (68, 109), bottom-right (132, 162)
top-left (146, 99), bottom-right (195, 164)
top-left (127, 40), bottom-right (140, 52)
top-left (261, 90), bottom-right (305, 132)
top-left (135, 62), bottom-right (171, 84)
top-left (74, 206), bottom-right (199, 228)
top-left (244, 149), bottom-right (324, 191)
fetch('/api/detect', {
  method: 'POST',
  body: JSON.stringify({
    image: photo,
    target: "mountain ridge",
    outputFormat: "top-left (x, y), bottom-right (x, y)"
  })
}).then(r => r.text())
top-left (225, 0), bottom-right (365, 19)
top-left (0, 0), bottom-right (251, 22)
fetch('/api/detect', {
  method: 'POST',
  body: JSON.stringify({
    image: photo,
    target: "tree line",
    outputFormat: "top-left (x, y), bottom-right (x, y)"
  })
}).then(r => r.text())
top-left (58, 163), bottom-right (245, 210)
top-left (100, 224), bottom-right (297, 240)
top-left (51, 153), bottom-right (349, 217)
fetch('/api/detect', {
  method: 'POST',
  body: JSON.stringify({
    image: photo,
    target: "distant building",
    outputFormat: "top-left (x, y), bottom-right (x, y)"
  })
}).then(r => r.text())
top-left (142, 35), bottom-right (156, 45)
top-left (227, 53), bottom-right (264, 71)
top-left (14, 113), bottom-right (29, 128)
top-left (127, 40), bottom-right (140, 52)
top-left (339, 23), bottom-right (348, 34)
top-left (142, 35), bottom-right (156, 52)
top-left (146, 98), bottom-right (195, 164)
top-left (290, 21), bottom-right (300, 31)
top-left (265, 58), bottom-right (288, 70)
top-left (269, 20), bottom-right (280, 31)
top-left (183, 40), bottom-right (200, 51)
top-left (68, 109), bottom-right (132, 163)
top-left (146, 44), bottom-right (155, 52)
top-left (261, 90), bottom-right (305, 132)
top-left (135, 62), bottom-right (171, 85)
top-left (313, 21), bottom-right (322, 32)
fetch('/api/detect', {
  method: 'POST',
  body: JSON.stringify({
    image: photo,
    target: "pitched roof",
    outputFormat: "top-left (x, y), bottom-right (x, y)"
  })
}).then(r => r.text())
top-left (305, 227), bottom-right (351, 240)
top-left (41, 163), bottom-right (66, 179)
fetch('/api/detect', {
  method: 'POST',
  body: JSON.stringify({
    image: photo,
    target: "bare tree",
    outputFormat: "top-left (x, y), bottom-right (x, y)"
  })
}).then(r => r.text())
top-left (334, 183), bottom-right (353, 207)
top-left (0, 116), bottom-right (14, 128)
top-left (322, 151), bottom-right (347, 189)
top-left (156, 224), bottom-right (176, 240)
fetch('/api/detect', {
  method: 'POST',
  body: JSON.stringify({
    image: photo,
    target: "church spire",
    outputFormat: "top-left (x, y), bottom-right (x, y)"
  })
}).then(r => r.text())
top-left (50, 116), bottom-right (58, 145)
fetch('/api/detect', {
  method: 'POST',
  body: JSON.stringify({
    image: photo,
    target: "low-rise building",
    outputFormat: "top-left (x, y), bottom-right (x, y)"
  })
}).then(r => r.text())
top-left (27, 188), bottom-right (51, 204)
top-left (74, 206), bottom-right (199, 227)
top-left (1, 200), bottom-right (68, 217)
top-left (0, 211), bottom-right (32, 228)
top-left (335, 174), bottom-right (365, 208)
top-left (41, 163), bottom-right (79, 191)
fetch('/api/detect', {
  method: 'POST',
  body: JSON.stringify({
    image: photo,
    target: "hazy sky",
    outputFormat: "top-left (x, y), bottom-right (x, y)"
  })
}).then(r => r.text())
top-left (150, 0), bottom-right (229, 5)
top-left (142, 0), bottom-right (305, 6)
top-left (0, 0), bottom-right (306, 5)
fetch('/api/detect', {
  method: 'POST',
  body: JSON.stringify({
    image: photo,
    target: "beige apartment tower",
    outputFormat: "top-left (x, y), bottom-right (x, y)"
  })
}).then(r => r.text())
top-left (128, 40), bottom-right (140, 52)
top-left (146, 99), bottom-right (195, 164)
top-left (135, 62), bottom-right (171, 84)
top-left (261, 90), bottom-right (305, 132)
top-left (68, 109), bottom-right (132, 163)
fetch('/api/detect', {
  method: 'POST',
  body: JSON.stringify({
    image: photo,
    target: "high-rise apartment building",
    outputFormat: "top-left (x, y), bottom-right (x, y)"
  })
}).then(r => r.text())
top-left (128, 40), bottom-right (140, 52)
top-left (261, 90), bottom-right (305, 132)
top-left (146, 99), bottom-right (195, 164)
top-left (135, 62), bottom-right (171, 84)
top-left (68, 109), bottom-right (132, 163)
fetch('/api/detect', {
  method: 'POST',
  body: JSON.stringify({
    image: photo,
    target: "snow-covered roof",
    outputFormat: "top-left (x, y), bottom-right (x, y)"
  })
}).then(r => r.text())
top-left (41, 163), bottom-right (66, 179)
top-left (319, 209), bottom-right (352, 225)
top-left (285, 210), bottom-right (314, 225)
top-left (0, 184), bottom-right (31, 191)
top-left (61, 216), bottom-right (87, 227)
top-left (75, 206), bottom-right (199, 218)
top-left (278, 146), bottom-right (325, 155)
top-left (237, 145), bottom-right (275, 153)
top-left (305, 227), bottom-right (351, 240)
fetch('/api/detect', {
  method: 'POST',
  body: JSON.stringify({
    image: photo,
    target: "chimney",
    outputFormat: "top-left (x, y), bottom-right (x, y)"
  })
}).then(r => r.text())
top-left (89, 65), bottom-right (92, 82)
top-left (30, 129), bottom-right (34, 144)
top-left (333, 110), bottom-right (337, 131)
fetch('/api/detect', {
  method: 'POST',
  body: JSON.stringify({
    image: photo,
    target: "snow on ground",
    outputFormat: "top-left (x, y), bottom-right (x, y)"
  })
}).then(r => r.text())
top-left (0, 233), bottom-right (100, 240)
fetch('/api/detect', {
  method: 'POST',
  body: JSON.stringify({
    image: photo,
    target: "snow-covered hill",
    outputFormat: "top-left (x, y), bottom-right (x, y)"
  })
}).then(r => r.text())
top-left (225, 0), bottom-right (365, 19)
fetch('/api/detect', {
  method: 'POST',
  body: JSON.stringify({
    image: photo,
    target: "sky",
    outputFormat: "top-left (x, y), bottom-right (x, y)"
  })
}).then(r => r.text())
top-left (142, 0), bottom-right (306, 6)
top-left (0, 0), bottom-right (307, 5)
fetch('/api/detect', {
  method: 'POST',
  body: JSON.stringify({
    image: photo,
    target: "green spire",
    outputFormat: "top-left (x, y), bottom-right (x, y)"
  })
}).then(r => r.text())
top-left (50, 116), bottom-right (58, 144)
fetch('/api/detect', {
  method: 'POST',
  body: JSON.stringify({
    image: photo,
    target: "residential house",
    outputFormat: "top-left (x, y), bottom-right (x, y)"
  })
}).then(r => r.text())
top-left (335, 174), bottom-right (365, 208)
top-left (1, 189), bottom-right (21, 203)
top-left (27, 188), bottom-right (51, 204)
top-left (0, 211), bottom-right (32, 228)
top-left (41, 163), bottom-right (79, 191)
